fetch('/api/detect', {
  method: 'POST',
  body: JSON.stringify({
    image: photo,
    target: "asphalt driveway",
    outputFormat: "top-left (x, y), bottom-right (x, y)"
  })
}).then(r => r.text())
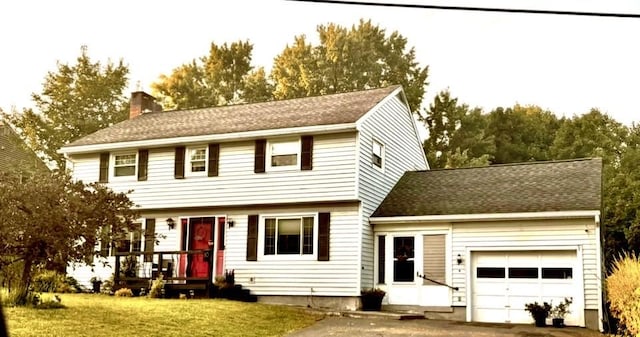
top-left (287, 316), bottom-right (603, 337)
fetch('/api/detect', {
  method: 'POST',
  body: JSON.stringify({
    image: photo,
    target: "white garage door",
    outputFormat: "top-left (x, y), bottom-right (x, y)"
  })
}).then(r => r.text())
top-left (471, 250), bottom-right (581, 326)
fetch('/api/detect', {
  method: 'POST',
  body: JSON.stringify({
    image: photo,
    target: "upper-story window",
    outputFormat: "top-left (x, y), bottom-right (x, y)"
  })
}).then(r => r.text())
top-left (268, 139), bottom-right (300, 170)
top-left (372, 139), bottom-right (385, 169)
top-left (188, 146), bottom-right (207, 174)
top-left (114, 153), bottom-right (136, 177)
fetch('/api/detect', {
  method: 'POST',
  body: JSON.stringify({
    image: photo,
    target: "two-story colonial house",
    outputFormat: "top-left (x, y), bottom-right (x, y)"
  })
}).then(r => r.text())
top-left (63, 86), bottom-right (603, 331)
top-left (63, 85), bottom-right (428, 309)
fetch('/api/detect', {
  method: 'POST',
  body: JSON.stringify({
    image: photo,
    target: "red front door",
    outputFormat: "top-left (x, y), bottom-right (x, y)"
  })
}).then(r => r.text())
top-left (188, 217), bottom-right (214, 278)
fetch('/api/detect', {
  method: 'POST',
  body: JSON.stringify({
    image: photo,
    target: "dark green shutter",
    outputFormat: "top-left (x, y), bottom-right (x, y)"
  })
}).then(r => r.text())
top-left (208, 143), bottom-right (219, 177)
top-left (174, 146), bottom-right (185, 179)
top-left (99, 153), bottom-right (109, 183)
top-left (247, 215), bottom-right (259, 261)
top-left (301, 136), bottom-right (313, 170)
top-left (254, 139), bottom-right (266, 173)
top-left (378, 236), bottom-right (385, 284)
top-left (318, 212), bottom-right (330, 261)
top-left (138, 149), bottom-right (148, 181)
top-left (144, 218), bottom-right (155, 262)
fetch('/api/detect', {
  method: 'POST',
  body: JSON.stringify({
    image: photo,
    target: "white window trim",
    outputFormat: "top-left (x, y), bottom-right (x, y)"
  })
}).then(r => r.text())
top-left (258, 213), bottom-right (318, 260)
top-left (372, 138), bottom-right (385, 171)
top-left (111, 152), bottom-right (137, 180)
top-left (185, 145), bottom-right (208, 177)
top-left (266, 138), bottom-right (301, 172)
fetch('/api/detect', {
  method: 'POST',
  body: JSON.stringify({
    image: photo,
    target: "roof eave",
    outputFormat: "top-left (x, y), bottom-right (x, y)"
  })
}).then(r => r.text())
top-left (59, 122), bottom-right (357, 155)
top-left (370, 210), bottom-right (601, 224)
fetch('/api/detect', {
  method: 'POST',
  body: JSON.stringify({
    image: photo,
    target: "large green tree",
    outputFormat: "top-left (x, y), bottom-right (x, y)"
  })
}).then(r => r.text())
top-left (3, 46), bottom-right (129, 169)
top-left (486, 105), bottom-right (562, 164)
top-left (0, 171), bottom-right (137, 303)
top-left (422, 90), bottom-right (492, 168)
top-left (271, 19), bottom-right (429, 113)
top-left (152, 40), bottom-right (272, 110)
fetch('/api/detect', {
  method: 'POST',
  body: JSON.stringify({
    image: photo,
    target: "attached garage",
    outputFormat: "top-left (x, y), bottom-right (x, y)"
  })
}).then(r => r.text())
top-left (370, 158), bottom-right (603, 331)
top-left (471, 250), bottom-right (582, 326)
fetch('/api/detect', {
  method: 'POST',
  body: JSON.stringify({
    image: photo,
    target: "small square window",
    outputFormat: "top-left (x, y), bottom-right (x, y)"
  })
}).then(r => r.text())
top-left (372, 140), bottom-right (384, 169)
top-left (114, 153), bottom-right (136, 177)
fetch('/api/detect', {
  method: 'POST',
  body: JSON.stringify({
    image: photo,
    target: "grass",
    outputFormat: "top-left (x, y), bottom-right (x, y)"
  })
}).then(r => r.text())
top-left (3, 293), bottom-right (321, 337)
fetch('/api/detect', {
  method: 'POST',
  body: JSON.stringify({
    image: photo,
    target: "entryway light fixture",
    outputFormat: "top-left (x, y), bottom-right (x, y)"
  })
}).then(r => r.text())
top-left (166, 218), bottom-right (176, 230)
top-left (456, 254), bottom-right (463, 265)
top-left (227, 219), bottom-right (235, 227)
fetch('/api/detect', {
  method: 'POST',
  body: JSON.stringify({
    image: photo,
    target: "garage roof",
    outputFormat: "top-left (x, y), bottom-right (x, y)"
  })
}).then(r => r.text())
top-left (372, 158), bottom-right (602, 217)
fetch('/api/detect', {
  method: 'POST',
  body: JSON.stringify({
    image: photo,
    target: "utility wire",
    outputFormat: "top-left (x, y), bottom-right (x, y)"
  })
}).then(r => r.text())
top-left (288, 0), bottom-right (640, 18)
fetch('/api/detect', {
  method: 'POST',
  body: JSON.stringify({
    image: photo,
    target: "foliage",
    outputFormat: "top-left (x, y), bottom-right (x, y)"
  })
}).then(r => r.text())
top-left (114, 288), bottom-right (133, 297)
top-left (148, 274), bottom-right (165, 298)
top-left (360, 288), bottom-right (386, 298)
top-left (120, 256), bottom-right (139, 278)
top-left (422, 90), bottom-right (493, 168)
top-left (2, 46), bottom-right (129, 168)
top-left (606, 252), bottom-right (640, 336)
top-left (32, 270), bottom-right (76, 293)
top-left (4, 293), bottom-right (319, 337)
top-left (100, 275), bottom-right (114, 295)
top-left (2, 288), bottom-right (64, 309)
top-left (0, 170), bottom-right (138, 298)
top-left (486, 105), bottom-right (562, 164)
top-left (152, 40), bottom-right (271, 110)
top-left (550, 297), bottom-right (572, 319)
top-left (524, 301), bottom-right (552, 320)
top-left (271, 19), bottom-right (428, 114)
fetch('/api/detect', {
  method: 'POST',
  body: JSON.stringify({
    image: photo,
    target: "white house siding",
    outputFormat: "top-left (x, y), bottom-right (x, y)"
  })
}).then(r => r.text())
top-left (224, 203), bottom-right (361, 297)
top-left (68, 132), bottom-right (358, 209)
top-left (67, 216), bottom-right (179, 289)
top-left (356, 93), bottom-right (428, 288)
top-left (451, 218), bottom-right (599, 310)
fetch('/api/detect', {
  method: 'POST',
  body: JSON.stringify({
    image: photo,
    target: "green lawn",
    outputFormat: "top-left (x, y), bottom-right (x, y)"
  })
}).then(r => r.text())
top-left (4, 293), bottom-right (321, 337)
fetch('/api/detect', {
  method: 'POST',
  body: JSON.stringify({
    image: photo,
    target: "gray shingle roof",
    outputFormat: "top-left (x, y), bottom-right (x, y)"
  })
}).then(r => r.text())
top-left (65, 85), bottom-right (401, 148)
top-left (373, 158), bottom-right (602, 217)
top-left (0, 123), bottom-right (49, 172)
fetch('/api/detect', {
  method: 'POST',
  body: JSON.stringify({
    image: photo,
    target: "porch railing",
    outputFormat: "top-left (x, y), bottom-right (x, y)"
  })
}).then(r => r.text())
top-left (113, 250), bottom-right (213, 288)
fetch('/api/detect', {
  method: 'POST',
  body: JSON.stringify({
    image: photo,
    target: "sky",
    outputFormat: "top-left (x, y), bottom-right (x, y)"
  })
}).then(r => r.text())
top-left (1, 0), bottom-right (639, 126)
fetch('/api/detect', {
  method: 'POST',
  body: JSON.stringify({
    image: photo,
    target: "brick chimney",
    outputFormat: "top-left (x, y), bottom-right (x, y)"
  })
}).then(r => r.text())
top-left (130, 91), bottom-right (162, 119)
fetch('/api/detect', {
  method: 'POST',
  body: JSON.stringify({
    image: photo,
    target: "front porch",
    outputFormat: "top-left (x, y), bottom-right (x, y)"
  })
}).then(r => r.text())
top-left (112, 250), bottom-right (254, 301)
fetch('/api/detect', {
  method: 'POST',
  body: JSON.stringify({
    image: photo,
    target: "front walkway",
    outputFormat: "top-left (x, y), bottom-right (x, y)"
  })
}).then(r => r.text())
top-left (287, 314), bottom-right (603, 337)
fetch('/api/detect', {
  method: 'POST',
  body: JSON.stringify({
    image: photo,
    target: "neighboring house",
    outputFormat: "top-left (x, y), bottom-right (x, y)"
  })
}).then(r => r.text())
top-left (62, 86), bottom-right (428, 309)
top-left (0, 121), bottom-right (48, 174)
top-left (370, 158), bottom-right (603, 330)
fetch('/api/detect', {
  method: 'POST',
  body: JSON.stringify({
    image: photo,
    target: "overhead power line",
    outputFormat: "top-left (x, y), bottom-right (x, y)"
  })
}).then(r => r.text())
top-left (288, 0), bottom-right (640, 18)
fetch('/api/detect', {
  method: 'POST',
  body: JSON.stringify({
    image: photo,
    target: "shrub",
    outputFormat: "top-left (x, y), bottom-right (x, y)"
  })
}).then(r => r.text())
top-left (32, 270), bottom-right (65, 293)
top-left (148, 274), bottom-right (165, 298)
top-left (101, 275), bottom-right (115, 295)
top-left (550, 297), bottom-right (572, 319)
top-left (114, 288), bottom-right (133, 297)
top-left (607, 252), bottom-right (640, 336)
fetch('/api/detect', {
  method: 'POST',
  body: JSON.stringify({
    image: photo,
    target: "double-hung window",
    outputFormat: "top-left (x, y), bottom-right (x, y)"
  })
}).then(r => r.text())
top-left (264, 216), bottom-right (314, 255)
top-left (189, 147), bottom-right (207, 173)
top-left (114, 153), bottom-right (136, 177)
top-left (372, 139), bottom-right (384, 169)
top-left (268, 139), bottom-right (299, 170)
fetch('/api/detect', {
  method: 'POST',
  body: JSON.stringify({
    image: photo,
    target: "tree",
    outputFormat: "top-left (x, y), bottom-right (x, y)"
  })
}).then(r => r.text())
top-left (422, 90), bottom-right (493, 168)
top-left (0, 171), bottom-right (137, 302)
top-left (271, 19), bottom-right (429, 113)
top-left (152, 40), bottom-right (271, 110)
top-left (487, 105), bottom-right (562, 164)
top-left (3, 46), bottom-right (129, 169)
top-left (550, 109), bottom-right (626, 162)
